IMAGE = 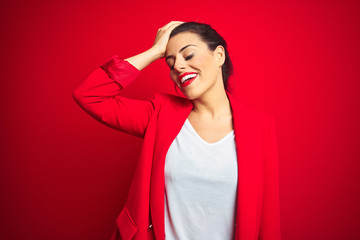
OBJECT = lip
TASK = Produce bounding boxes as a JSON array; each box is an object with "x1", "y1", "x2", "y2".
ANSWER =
[
  {"x1": 178, "y1": 72, "x2": 198, "y2": 87},
  {"x1": 178, "y1": 72, "x2": 198, "y2": 83},
  {"x1": 181, "y1": 75, "x2": 197, "y2": 87}
]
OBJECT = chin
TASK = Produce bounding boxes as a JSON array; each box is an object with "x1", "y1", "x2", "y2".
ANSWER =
[
  {"x1": 185, "y1": 95, "x2": 197, "y2": 101},
  {"x1": 183, "y1": 89, "x2": 203, "y2": 101}
]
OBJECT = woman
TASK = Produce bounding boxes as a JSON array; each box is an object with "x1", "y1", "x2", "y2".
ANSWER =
[{"x1": 73, "y1": 21, "x2": 281, "y2": 240}]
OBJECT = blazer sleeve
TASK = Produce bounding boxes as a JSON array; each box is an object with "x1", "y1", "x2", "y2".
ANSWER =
[
  {"x1": 259, "y1": 112, "x2": 282, "y2": 240},
  {"x1": 72, "y1": 55, "x2": 156, "y2": 138}
]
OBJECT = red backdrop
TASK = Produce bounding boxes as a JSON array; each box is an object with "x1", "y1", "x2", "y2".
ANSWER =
[{"x1": 1, "y1": 0, "x2": 359, "y2": 239}]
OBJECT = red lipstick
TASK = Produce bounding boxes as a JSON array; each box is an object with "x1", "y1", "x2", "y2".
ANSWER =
[{"x1": 178, "y1": 72, "x2": 198, "y2": 87}]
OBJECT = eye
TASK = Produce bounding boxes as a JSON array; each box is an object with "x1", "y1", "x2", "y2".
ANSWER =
[
  {"x1": 168, "y1": 54, "x2": 194, "y2": 71},
  {"x1": 185, "y1": 54, "x2": 194, "y2": 60}
]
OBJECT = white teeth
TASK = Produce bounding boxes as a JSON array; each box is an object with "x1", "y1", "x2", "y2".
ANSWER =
[{"x1": 181, "y1": 73, "x2": 197, "y2": 84}]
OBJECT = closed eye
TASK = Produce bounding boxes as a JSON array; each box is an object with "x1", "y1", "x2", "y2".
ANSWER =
[
  {"x1": 185, "y1": 54, "x2": 194, "y2": 60},
  {"x1": 169, "y1": 54, "x2": 194, "y2": 70}
]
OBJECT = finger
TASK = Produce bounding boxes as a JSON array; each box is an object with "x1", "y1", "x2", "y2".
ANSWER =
[
  {"x1": 160, "y1": 21, "x2": 184, "y2": 31},
  {"x1": 159, "y1": 21, "x2": 175, "y2": 30},
  {"x1": 160, "y1": 23, "x2": 183, "y2": 35},
  {"x1": 164, "y1": 21, "x2": 183, "y2": 28},
  {"x1": 166, "y1": 21, "x2": 184, "y2": 29},
  {"x1": 166, "y1": 22, "x2": 184, "y2": 31}
]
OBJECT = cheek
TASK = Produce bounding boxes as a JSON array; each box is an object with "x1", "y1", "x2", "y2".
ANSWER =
[{"x1": 192, "y1": 55, "x2": 210, "y2": 72}]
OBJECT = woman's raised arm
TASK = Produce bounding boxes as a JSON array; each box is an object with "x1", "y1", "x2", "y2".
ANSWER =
[{"x1": 72, "y1": 21, "x2": 184, "y2": 138}]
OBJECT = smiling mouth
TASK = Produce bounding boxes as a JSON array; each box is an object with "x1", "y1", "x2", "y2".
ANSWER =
[{"x1": 179, "y1": 73, "x2": 198, "y2": 84}]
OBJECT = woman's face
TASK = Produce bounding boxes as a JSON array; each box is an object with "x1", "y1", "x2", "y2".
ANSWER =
[{"x1": 165, "y1": 32, "x2": 225, "y2": 100}]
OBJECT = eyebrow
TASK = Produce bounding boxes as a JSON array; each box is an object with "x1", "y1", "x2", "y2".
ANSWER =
[{"x1": 165, "y1": 44, "x2": 197, "y2": 61}]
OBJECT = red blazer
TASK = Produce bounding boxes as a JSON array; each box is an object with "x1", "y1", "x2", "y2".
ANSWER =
[{"x1": 73, "y1": 55, "x2": 281, "y2": 240}]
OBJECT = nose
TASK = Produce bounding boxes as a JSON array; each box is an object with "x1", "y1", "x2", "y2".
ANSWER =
[{"x1": 173, "y1": 58, "x2": 186, "y2": 72}]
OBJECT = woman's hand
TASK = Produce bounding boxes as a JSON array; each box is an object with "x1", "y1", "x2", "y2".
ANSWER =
[
  {"x1": 124, "y1": 21, "x2": 184, "y2": 71},
  {"x1": 151, "y1": 21, "x2": 185, "y2": 58}
]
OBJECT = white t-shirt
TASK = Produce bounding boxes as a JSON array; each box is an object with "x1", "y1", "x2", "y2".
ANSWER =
[{"x1": 164, "y1": 118, "x2": 238, "y2": 240}]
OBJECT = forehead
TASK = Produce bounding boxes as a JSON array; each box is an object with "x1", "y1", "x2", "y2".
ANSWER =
[{"x1": 166, "y1": 32, "x2": 204, "y2": 53}]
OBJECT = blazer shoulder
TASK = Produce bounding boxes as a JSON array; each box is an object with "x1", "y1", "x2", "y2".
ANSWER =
[
  {"x1": 237, "y1": 101, "x2": 275, "y2": 127},
  {"x1": 152, "y1": 92, "x2": 191, "y2": 108}
]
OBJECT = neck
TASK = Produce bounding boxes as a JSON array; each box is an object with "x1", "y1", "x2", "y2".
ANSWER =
[{"x1": 191, "y1": 80, "x2": 232, "y2": 119}]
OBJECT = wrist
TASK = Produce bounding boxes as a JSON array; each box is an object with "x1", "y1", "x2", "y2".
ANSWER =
[{"x1": 148, "y1": 46, "x2": 164, "y2": 61}]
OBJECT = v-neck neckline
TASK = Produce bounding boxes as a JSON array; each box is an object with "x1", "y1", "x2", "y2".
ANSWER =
[{"x1": 184, "y1": 118, "x2": 234, "y2": 145}]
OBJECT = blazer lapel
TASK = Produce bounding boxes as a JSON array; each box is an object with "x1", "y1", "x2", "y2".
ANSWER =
[
  {"x1": 228, "y1": 92, "x2": 264, "y2": 240},
  {"x1": 150, "y1": 95, "x2": 193, "y2": 240}
]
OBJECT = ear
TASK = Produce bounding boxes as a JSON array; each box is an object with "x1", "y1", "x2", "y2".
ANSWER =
[{"x1": 214, "y1": 45, "x2": 226, "y2": 67}]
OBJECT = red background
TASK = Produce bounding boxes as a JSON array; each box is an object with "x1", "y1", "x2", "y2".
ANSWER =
[{"x1": 1, "y1": 0, "x2": 359, "y2": 239}]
